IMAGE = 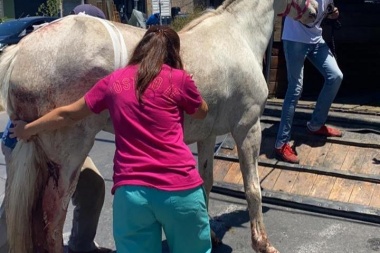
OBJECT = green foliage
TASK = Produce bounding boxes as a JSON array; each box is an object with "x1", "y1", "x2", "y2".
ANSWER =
[
  {"x1": 0, "y1": 17, "x2": 11, "y2": 23},
  {"x1": 170, "y1": 6, "x2": 206, "y2": 32},
  {"x1": 36, "y1": 0, "x2": 61, "y2": 17}
]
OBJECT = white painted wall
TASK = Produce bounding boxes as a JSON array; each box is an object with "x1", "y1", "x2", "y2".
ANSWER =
[{"x1": 151, "y1": 0, "x2": 171, "y2": 16}]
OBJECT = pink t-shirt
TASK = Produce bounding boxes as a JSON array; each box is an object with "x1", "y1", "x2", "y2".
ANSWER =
[{"x1": 84, "y1": 64, "x2": 204, "y2": 194}]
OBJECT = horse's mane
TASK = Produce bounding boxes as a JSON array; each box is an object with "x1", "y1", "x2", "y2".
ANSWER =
[
  {"x1": 222, "y1": 0, "x2": 239, "y2": 9},
  {"x1": 179, "y1": 9, "x2": 216, "y2": 32},
  {"x1": 180, "y1": 0, "x2": 239, "y2": 32}
]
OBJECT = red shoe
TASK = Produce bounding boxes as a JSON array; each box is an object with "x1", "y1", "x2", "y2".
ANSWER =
[
  {"x1": 275, "y1": 143, "x2": 300, "y2": 164},
  {"x1": 308, "y1": 125, "x2": 342, "y2": 137}
]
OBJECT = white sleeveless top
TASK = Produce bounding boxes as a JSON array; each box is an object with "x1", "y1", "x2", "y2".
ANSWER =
[{"x1": 282, "y1": 0, "x2": 333, "y2": 44}]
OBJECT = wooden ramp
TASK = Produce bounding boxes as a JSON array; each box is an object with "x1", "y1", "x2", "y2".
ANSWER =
[{"x1": 211, "y1": 100, "x2": 380, "y2": 222}]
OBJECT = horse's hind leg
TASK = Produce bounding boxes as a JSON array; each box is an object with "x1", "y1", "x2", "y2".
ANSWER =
[
  {"x1": 39, "y1": 160, "x2": 83, "y2": 253},
  {"x1": 232, "y1": 121, "x2": 279, "y2": 253},
  {"x1": 197, "y1": 136, "x2": 220, "y2": 246}
]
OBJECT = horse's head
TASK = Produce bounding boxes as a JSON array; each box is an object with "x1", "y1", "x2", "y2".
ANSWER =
[{"x1": 278, "y1": 0, "x2": 318, "y2": 24}]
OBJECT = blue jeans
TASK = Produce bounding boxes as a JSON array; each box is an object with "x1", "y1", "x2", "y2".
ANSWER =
[
  {"x1": 113, "y1": 185, "x2": 211, "y2": 253},
  {"x1": 275, "y1": 39, "x2": 343, "y2": 149}
]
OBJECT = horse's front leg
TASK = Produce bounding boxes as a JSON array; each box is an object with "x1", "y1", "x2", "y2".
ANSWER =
[
  {"x1": 233, "y1": 121, "x2": 279, "y2": 253},
  {"x1": 196, "y1": 136, "x2": 220, "y2": 246}
]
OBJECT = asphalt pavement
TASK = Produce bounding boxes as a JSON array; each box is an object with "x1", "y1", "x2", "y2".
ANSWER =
[{"x1": 1, "y1": 111, "x2": 380, "y2": 253}]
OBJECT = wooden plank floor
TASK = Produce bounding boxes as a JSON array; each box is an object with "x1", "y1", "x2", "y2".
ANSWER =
[{"x1": 213, "y1": 134, "x2": 380, "y2": 209}]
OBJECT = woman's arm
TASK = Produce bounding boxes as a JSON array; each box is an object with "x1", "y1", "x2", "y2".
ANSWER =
[
  {"x1": 190, "y1": 99, "x2": 208, "y2": 119},
  {"x1": 10, "y1": 97, "x2": 93, "y2": 141}
]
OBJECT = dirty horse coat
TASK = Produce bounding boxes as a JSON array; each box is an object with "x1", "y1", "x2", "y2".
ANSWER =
[{"x1": 0, "y1": 0, "x2": 317, "y2": 252}]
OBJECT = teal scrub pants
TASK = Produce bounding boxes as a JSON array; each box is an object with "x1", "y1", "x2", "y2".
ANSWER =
[{"x1": 113, "y1": 185, "x2": 212, "y2": 253}]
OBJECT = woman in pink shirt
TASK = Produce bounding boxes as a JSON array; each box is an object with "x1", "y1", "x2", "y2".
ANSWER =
[{"x1": 11, "y1": 26, "x2": 211, "y2": 253}]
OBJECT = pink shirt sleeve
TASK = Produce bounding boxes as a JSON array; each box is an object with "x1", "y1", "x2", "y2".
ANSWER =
[
  {"x1": 84, "y1": 75, "x2": 112, "y2": 113},
  {"x1": 178, "y1": 72, "x2": 202, "y2": 115}
]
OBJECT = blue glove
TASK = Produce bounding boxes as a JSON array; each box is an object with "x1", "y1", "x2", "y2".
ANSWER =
[{"x1": 2, "y1": 120, "x2": 18, "y2": 150}]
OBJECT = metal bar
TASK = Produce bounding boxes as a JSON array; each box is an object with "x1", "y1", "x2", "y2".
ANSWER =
[
  {"x1": 260, "y1": 119, "x2": 380, "y2": 149},
  {"x1": 261, "y1": 116, "x2": 380, "y2": 136},
  {"x1": 212, "y1": 182, "x2": 380, "y2": 224},
  {"x1": 213, "y1": 153, "x2": 380, "y2": 184},
  {"x1": 263, "y1": 104, "x2": 380, "y2": 126},
  {"x1": 266, "y1": 100, "x2": 380, "y2": 117},
  {"x1": 262, "y1": 113, "x2": 380, "y2": 132}
]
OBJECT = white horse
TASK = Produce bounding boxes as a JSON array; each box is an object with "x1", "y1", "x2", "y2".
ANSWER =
[{"x1": 0, "y1": 0, "x2": 317, "y2": 252}]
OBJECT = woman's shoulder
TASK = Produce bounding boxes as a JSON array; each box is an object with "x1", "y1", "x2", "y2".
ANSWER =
[{"x1": 111, "y1": 65, "x2": 138, "y2": 78}]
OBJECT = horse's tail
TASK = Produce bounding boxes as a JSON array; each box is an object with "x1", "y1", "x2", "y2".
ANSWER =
[
  {"x1": 0, "y1": 44, "x2": 19, "y2": 113},
  {"x1": 5, "y1": 139, "x2": 48, "y2": 253}
]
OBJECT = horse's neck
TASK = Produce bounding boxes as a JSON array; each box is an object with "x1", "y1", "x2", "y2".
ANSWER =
[{"x1": 220, "y1": 0, "x2": 275, "y2": 59}]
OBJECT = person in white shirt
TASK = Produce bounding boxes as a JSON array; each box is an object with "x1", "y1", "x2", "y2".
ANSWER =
[{"x1": 275, "y1": 0, "x2": 343, "y2": 164}]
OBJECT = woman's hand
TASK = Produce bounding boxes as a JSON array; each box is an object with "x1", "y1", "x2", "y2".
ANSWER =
[
  {"x1": 9, "y1": 120, "x2": 32, "y2": 141},
  {"x1": 8, "y1": 97, "x2": 92, "y2": 142},
  {"x1": 327, "y1": 7, "x2": 339, "y2": 20}
]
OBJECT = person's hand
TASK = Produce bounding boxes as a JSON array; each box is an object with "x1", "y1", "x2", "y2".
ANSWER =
[
  {"x1": 9, "y1": 120, "x2": 31, "y2": 141},
  {"x1": 327, "y1": 7, "x2": 339, "y2": 19}
]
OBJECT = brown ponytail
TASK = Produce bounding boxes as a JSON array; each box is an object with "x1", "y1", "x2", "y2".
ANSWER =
[{"x1": 128, "y1": 26, "x2": 183, "y2": 103}]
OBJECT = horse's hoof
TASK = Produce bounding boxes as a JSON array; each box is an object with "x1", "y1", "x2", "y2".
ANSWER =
[
  {"x1": 266, "y1": 248, "x2": 280, "y2": 253},
  {"x1": 260, "y1": 246, "x2": 280, "y2": 253},
  {"x1": 252, "y1": 241, "x2": 279, "y2": 253}
]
